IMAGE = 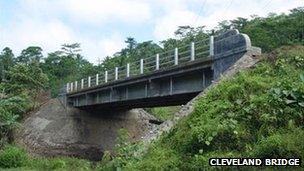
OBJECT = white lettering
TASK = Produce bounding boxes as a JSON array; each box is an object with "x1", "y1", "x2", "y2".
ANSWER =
[
  {"x1": 255, "y1": 159, "x2": 262, "y2": 165},
  {"x1": 210, "y1": 159, "x2": 217, "y2": 166}
]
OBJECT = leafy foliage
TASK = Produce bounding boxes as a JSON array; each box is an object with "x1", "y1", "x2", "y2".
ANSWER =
[
  {"x1": 217, "y1": 7, "x2": 304, "y2": 52},
  {"x1": 0, "y1": 145, "x2": 28, "y2": 168},
  {"x1": 121, "y1": 46, "x2": 304, "y2": 170},
  {"x1": 2, "y1": 64, "x2": 48, "y2": 95},
  {"x1": 146, "y1": 106, "x2": 180, "y2": 121},
  {"x1": 252, "y1": 128, "x2": 304, "y2": 159},
  {"x1": 0, "y1": 95, "x2": 32, "y2": 145},
  {"x1": 17, "y1": 46, "x2": 43, "y2": 64},
  {"x1": 0, "y1": 47, "x2": 14, "y2": 82},
  {"x1": 97, "y1": 129, "x2": 144, "y2": 170}
]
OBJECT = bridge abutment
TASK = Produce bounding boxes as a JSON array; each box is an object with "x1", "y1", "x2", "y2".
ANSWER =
[{"x1": 16, "y1": 99, "x2": 158, "y2": 160}]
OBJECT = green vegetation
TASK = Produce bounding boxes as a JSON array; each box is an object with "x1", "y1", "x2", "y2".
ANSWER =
[
  {"x1": 121, "y1": 46, "x2": 304, "y2": 170},
  {"x1": 0, "y1": 145, "x2": 28, "y2": 168},
  {"x1": 0, "y1": 6, "x2": 303, "y2": 170},
  {"x1": 146, "y1": 106, "x2": 180, "y2": 121},
  {"x1": 0, "y1": 145, "x2": 92, "y2": 170}
]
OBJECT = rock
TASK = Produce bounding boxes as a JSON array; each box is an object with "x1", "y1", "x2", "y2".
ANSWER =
[{"x1": 15, "y1": 99, "x2": 157, "y2": 160}]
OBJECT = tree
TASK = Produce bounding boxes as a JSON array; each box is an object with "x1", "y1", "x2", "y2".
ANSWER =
[
  {"x1": 0, "y1": 47, "x2": 14, "y2": 82},
  {"x1": 125, "y1": 37, "x2": 137, "y2": 52},
  {"x1": 174, "y1": 25, "x2": 195, "y2": 39},
  {"x1": 132, "y1": 41, "x2": 162, "y2": 61},
  {"x1": 230, "y1": 17, "x2": 248, "y2": 30},
  {"x1": 2, "y1": 64, "x2": 48, "y2": 96},
  {"x1": 60, "y1": 43, "x2": 81, "y2": 58},
  {"x1": 17, "y1": 46, "x2": 43, "y2": 64}
]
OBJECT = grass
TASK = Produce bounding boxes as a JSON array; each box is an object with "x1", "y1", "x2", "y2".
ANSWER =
[
  {"x1": 123, "y1": 46, "x2": 304, "y2": 170},
  {"x1": 146, "y1": 106, "x2": 180, "y2": 121},
  {"x1": 0, "y1": 145, "x2": 93, "y2": 170}
]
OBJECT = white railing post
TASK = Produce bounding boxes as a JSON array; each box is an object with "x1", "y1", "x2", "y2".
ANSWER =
[
  {"x1": 210, "y1": 36, "x2": 214, "y2": 56},
  {"x1": 81, "y1": 79, "x2": 84, "y2": 89},
  {"x1": 96, "y1": 74, "x2": 99, "y2": 85},
  {"x1": 140, "y1": 59, "x2": 144, "y2": 74},
  {"x1": 115, "y1": 67, "x2": 118, "y2": 80},
  {"x1": 88, "y1": 76, "x2": 91, "y2": 87},
  {"x1": 174, "y1": 48, "x2": 178, "y2": 65},
  {"x1": 75, "y1": 81, "x2": 78, "y2": 91},
  {"x1": 191, "y1": 42, "x2": 195, "y2": 61},
  {"x1": 71, "y1": 82, "x2": 73, "y2": 92},
  {"x1": 105, "y1": 71, "x2": 108, "y2": 83},
  {"x1": 126, "y1": 63, "x2": 130, "y2": 77},
  {"x1": 66, "y1": 83, "x2": 70, "y2": 93},
  {"x1": 156, "y1": 54, "x2": 159, "y2": 70}
]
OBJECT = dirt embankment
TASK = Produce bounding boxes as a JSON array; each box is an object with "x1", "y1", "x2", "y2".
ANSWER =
[{"x1": 15, "y1": 98, "x2": 158, "y2": 160}]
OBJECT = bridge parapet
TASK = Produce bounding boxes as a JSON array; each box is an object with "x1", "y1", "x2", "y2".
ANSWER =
[{"x1": 66, "y1": 37, "x2": 213, "y2": 94}]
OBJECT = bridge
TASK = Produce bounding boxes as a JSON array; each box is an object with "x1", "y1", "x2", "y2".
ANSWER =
[{"x1": 62, "y1": 30, "x2": 260, "y2": 110}]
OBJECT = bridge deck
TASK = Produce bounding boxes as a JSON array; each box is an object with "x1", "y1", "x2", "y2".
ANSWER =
[{"x1": 62, "y1": 29, "x2": 257, "y2": 110}]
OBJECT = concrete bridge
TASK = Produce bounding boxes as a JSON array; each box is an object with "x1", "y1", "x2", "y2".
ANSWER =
[{"x1": 63, "y1": 30, "x2": 260, "y2": 110}]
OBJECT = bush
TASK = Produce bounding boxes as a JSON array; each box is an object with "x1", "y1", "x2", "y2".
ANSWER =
[
  {"x1": 0, "y1": 95, "x2": 32, "y2": 144},
  {"x1": 252, "y1": 129, "x2": 304, "y2": 159},
  {"x1": 26, "y1": 157, "x2": 92, "y2": 170},
  {"x1": 0, "y1": 145, "x2": 28, "y2": 168},
  {"x1": 147, "y1": 106, "x2": 180, "y2": 121},
  {"x1": 126, "y1": 145, "x2": 181, "y2": 171}
]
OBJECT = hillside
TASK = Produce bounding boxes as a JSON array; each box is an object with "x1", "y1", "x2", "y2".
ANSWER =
[{"x1": 115, "y1": 46, "x2": 304, "y2": 170}]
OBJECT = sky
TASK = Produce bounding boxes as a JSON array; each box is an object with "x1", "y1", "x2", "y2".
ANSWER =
[{"x1": 0, "y1": 0, "x2": 303, "y2": 64}]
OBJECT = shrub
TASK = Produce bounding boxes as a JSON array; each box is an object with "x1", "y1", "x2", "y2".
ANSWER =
[
  {"x1": 0, "y1": 95, "x2": 32, "y2": 144},
  {"x1": 252, "y1": 129, "x2": 304, "y2": 159},
  {"x1": 0, "y1": 145, "x2": 28, "y2": 168},
  {"x1": 147, "y1": 106, "x2": 179, "y2": 121},
  {"x1": 126, "y1": 145, "x2": 181, "y2": 171},
  {"x1": 26, "y1": 157, "x2": 92, "y2": 170}
]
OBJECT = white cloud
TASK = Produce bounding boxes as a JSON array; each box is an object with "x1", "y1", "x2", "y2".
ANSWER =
[
  {"x1": 98, "y1": 34, "x2": 125, "y2": 57},
  {"x1": 20, "y1": 0, "x2": 152, "y2": 25},
  {"x1": 197, "y1": 0, "x2": 304, "y2": 29},
  {"x1": 153, "y1": 10, "x2": 203, "y2": 40},
  {"x1": 80, "y1": 33, "x2": 125, "y2": 64},
  {"x1": 152, "y1": 0, "x2": 303, "y2": 40},
  {"x1": 0, "y1": 16, "x2": 125, "y2": 64},
  {"x1": 64, "y1": 0, "x2": 151, "y2": 24},
  {"x1": 152, "y1": 0, "x2": 204, "y2": 40},
  {"x1": 0, "y1": 19, "x2": 75, "y2": 57},
  {"x1": 0, "y1": 0, "x2": 150, "y2": 63}
]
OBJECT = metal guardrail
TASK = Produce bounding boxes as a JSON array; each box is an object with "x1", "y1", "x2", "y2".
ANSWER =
[{"x1": 66, "y1": 36, "x2": 214, "y2": 93}]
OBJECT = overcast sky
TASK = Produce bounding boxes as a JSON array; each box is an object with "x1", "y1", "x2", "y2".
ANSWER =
[{"x1": 0, "y1": 0, "x2": 303, "y2": 64}]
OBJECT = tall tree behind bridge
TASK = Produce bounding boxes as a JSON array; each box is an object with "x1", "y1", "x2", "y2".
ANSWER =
[
  {"x1": 41, "y1": 43, "x2": 96, "y2": 96},
  {"x1": 215, "y1": 7, "x2": 304, "y2": 51},
  {"x1": 16, "y1": 46, "x2": 43, "y2": 65},
  {"x1": 0, "y1": 47, "x2": 14, "y2": 82}
]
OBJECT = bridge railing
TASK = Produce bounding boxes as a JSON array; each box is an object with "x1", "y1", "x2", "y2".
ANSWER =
[{"x1": 66, "y1": 36, "x2": 214, "y2": 93}]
